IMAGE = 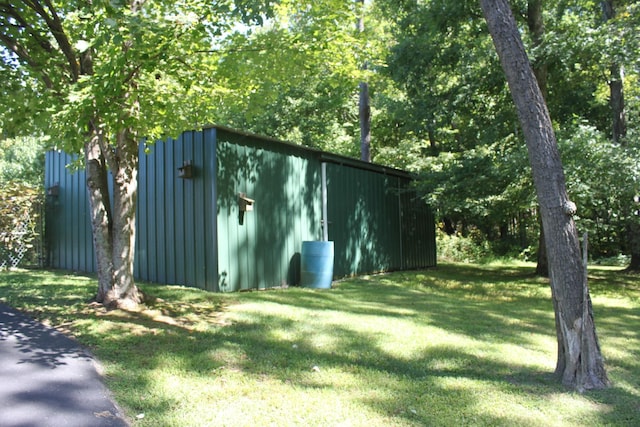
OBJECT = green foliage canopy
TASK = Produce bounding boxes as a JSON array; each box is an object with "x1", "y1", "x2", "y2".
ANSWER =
[
  {"x1": 379, "y1": 0, "x2": 640, "y2": 260},
  {"x1": 0, "y1": 0, "x2": 275, "y2": 152}
]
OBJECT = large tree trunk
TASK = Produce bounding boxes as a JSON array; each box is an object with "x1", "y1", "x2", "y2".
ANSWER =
[
  {"x1": 608, "y1": 63, "x2": 626, "y2": 143},
  {"x1": 86, "y1": 0, "x2": 143, "y2": 309},
  {"x1": 86, "y1": 125, "x2": 142, "y2": 309},
  {"x1": 86, "y1": 131, "x2": 115, "y2": 303},
  {"x1": 107, "y1": 130, "x2": 142, "y2": 309},
  {"x1": 480, "y1": 0, "x2": 610, "y2": 390}
]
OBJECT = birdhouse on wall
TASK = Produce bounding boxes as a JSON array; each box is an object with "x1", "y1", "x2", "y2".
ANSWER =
[
  {"x1": 47, "y1": 183, "x2": 59, "y2": 197},
  {"x1": 178, "y1": 161, "x2": 193, "y2": 179},
  {"x1": 238, "y1": 193, "x2": 254, "y2": 226},
  {"x1": 238, "y1": 193, "x2": 254, "y2": 212}
]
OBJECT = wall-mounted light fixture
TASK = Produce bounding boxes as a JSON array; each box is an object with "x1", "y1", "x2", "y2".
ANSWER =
[
  {"x1": 178, "y1": 161, "x2": 193, "y2": 179},
  {"x1": 47, "y1": 183, "x2": 59, "y2": 197}
]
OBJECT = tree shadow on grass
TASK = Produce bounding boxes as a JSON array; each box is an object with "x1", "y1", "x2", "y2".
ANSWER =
[{"x1": 2, "y1": 265, "x2": 639, "y2": 426}]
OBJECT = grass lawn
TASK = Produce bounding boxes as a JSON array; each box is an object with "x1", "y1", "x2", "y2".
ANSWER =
[{"x1": 1, "y1": 262, "x2": 638, "y2": 426}]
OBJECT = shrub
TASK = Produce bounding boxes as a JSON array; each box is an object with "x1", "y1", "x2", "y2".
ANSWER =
[{"x1": 0, "y1": 181, "x2": 43, "y2": 269}]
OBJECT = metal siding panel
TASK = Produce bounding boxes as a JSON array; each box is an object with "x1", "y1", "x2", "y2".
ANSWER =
[
  {"x1": 247, "y1": 144, "x2": 262, "y2": 289},
  {"x1": 183, "y1": 131, "x2": 196, "y2": 287},
  {"x1": 215, "y1": 139, "x2": 234, "y2": 291},
  {"x1": 155, "y1": 143, "x2": 167, "y2": 284},
  {"x1": 193, "y1": 130, "x2": 206, "y2": 289},
  {"x1": 52, "y1": 152, "x2": 62, "y2": 269},
  {"x1": 147, "y1": 144, "x2": 158, "y2": 282},
  {"x1": 289, "y1": 155, "x2": 305, "y2": 285},
  {"x1": 55, "y1": 153, "x2": 67, "y2": 269},
  {"x1": 70, "y1": 168, "x2": 78, "y2": 270},
  {"x1": 366, "y1": 170, "x2": 379, "y2": 272},
  {"x1": 62, "y1": 154, "x2": 74, "y2": 269},
  {"x1": 365, "y1": 171, "x2": 377, "y2": 272},
  {"x1": 44, "y1": 152, "x2": 53, "y2": 267},
  {"x1": 216, "y1": 199, "x2": 231, "y2": 292},
  {"x1": 229, "y1": 141, "x2": 241, "y2": 292},
  {"x1": 58, "y1": 153, "x2": 69, "y2": 269},
  {"x1": 327, "y1": 163, "x2": 347, "y2": 276},
  {"x1": 164, "y1": 137, "x2": 177, "y2": 284},
  {"x1": 236, "y1": 143, "x2": 250, "y2": 291},
  {"x1": 239, "y1": 142, "x2": 251, "y2": 290},
  {"x1": 257, "y1": 147, "x2": 274, "y2": 287},
  {"x1": 76, "y1": 168, "x2": 87, "y2": 271},
  {"x1": 390, "y1": 177, "x2": 402, "y2": 268},
  {"x1": 204, "y1": 127, "x2": 218, "y2": 291},
  {"x1": 398, "y1": 184, "x2": 436, "y2": 269},
  {"x1": 46, "y1": 152, "x2": 61, "y2": 268},
  {"x1": 328, "y1": 164, "x2": 411, "y2": 278},
  {"x1": 174, "y1": 134, "x2": 186, "y2": 285},
  {"x1": 137, "y1": 143, "x2": 148, "y2": 280},
  {"x1": 214, "y1": 138, "x2": 227, "y2": 291}
]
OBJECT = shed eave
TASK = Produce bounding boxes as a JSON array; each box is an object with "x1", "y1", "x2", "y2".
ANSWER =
[{"x1": 204, "y1": 124, "x2": 413, "y2": 179}]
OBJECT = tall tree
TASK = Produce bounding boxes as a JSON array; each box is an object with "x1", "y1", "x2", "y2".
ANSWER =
[
  {"x1": 528, "y1": 0, "x2": 550, "y2": 277},
  {"x1": 0, "y1": 0, "x2": 271, "y2": 308},
  {"x1": 357, "y1": 0, "x2": 371, "y2": 162},
  {"x1": 480, "y1": 0, "x2": 609, "y2": 390},
  {"x1": 601, "y1": 0, "x2": 627, "y2": 144},
  {"x1": 599, "y1": 0, "x2": 640, "y2": 271}
]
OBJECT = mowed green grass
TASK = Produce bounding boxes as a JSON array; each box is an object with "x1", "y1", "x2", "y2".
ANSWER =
[{"x1": 1, "y1": 262, "x2": 638, "y2": 426}]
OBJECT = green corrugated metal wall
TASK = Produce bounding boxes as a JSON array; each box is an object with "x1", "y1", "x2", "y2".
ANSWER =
[
  {"x1": 325, "y1": 162, "x2": 436, "y2": 277},
  {"x1": 214, "y1": 130, "x2": 322, "y2": 291},
  {"x1": 45, "y1": 151, "x2": 95, "y2": 272},
  {"x1": 44, "y1": 126, "x2": 436, "y2": 292},
  {"x1": 135, "y1": 128, "x2": 218, "y2": 290}
]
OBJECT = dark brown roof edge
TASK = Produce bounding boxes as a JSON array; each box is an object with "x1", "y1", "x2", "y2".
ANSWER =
[{"x1": 205, "y1": 124, "x2": 412, "y2": 180}]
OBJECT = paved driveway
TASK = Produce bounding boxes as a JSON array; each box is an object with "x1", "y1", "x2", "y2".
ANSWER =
[{"x1": 0, "y1": 303, "x2": 128, "y2": 427}]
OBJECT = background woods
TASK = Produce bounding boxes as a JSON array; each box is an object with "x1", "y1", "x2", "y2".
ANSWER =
[{"x1": 2, "y1": 1, "x2": 638, "y2": 271}]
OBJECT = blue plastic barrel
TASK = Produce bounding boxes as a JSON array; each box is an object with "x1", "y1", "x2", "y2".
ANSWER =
[{"x1": 300, "y1": 241, "x2": 334, "y2": 289}]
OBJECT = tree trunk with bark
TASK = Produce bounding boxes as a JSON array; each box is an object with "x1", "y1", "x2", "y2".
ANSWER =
[
  {"x1": 85, "y1": 133, "x2": 114, "y2": 302},
  {"x1": 86, "y1": 126, "x2": 143, "y2": 309},
  {"x1": 359, "y1": 81, "x2": 372, "y2": 162},
  {"x1": 357, "y1": 0, "x2": 371, "y2": 163},
  {"x1": 535, "y1": 217, "x2": 549, "y2": 276},
  {"x1": 627, "y1": 221, "x2": 640, "y2": 272},
  {"x1": 601, "y1": 0, "x2": 627, "y2": 144},
  {"x1": 480, "y1": 0, "x2": 610, "y2": 390},
  {"x1": 528, "y1": 0, "x2": 549, "y2": 277}
]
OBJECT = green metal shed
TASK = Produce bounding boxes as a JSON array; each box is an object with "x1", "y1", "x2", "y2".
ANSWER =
[{"x1": 45, "y1": 126, "x2": 436, "y2": 292}]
